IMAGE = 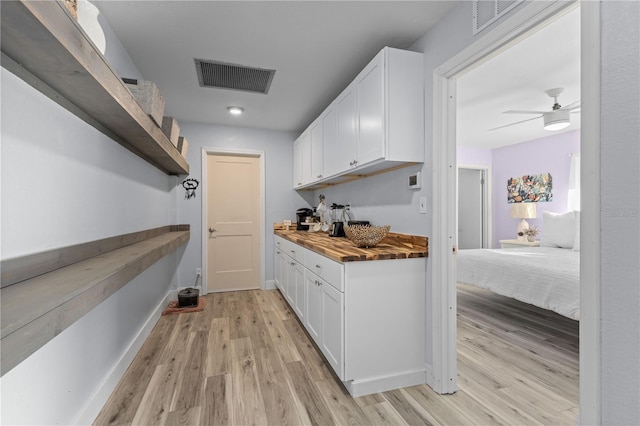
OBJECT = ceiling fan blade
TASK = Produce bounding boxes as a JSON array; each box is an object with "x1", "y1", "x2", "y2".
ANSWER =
[
  {"x1": 489, "y1": 115, "x2": 542, "y2": 131},
  {"x1": 503, "y1": 109, "x2": 548, "y2": 115},
  {"x1": 561, "y1": 100, "x2": 581, "y2": 110}
]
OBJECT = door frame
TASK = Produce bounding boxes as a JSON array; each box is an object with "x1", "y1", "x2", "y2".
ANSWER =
[
  {"x1": 201, "y1": 147, "x2": 266, "y2": 294},
  {"x1": 457, "y1": 164, "x2": 492, "y2": 249},
  {"x1": 431, "y1": 2, "x2": 600, "y2": 422}
]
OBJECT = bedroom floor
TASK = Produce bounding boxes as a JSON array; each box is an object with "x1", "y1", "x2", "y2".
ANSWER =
[{"x1": 94, "y1": 286, "x2": 579, "y2": 425}]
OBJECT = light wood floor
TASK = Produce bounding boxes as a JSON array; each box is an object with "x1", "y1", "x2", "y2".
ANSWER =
[{"x1": 94, "y1": 284, "x2": 579, "y2": 425}]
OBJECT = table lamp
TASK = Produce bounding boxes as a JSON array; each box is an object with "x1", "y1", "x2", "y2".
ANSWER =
[{"x1": 510, "y1": 203, "x2": 537, "y2": 240}]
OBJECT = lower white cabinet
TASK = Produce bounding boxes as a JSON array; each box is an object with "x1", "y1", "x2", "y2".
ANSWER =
[
  {"x1": 304, "y1": 272, "x2": 322, "y2": 343},
  {"x1": 319, "y1": 276, "x2": 344, "y2": 378},
  {"x1": 273, "y1": 235, "x2": 425, "y2": 397},
  {"x1": 304, "y1": 270, "x2": 345, "y2": 378}
]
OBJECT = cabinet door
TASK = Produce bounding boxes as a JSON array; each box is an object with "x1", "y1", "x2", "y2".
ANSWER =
[
  {"x1": 274, "y1": 248, "x2": 285, "y2": 292},
  {"x1": 293, "y1": 262, "x2": 305, "y2": 321},
  {"x1": 293, "y1": 137, "x2": 303, "y2": 188},
  {"x1": 356, "y1": 54, "x2": 385, "y2": 166},
  {"x1": 321, "y1": 282, "x2": 344, "y2": 379},
  {"x1": 336, "y1": 85, "x2": 357, "y2": 172},
  {"x1": 304, "y1": 271, "x2": 322, "y2": 343},
  {"x1": 284, "y1": 258, "x2": 296, "y2": 306},
  {"x1": 310, "y1": 119, "x2": 324, "y2": 181},
  {"x1": 293, "y1": 132, "x2": 311, "y2": 188},
  {"x1": 322, "y1": 105, "x2": 340, "y2": 178}
]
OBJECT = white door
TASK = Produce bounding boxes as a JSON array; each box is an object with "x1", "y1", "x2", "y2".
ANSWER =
[
  {"x1": 206, "y1": 153, "x2": 260, "y2": 292},
  {"x1": 458, "y1": 168, "x2": 487, "y2": 249}
]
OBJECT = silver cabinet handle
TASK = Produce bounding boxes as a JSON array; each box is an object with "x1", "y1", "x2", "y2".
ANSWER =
[
  {"x1": 315, "y1": 264, "x2": 321, "y2": 268},
  {"x1": 209, "y1": 227, "x2": 217, "y2": 232},
  {"x1": 317, "y1": 175, "x2": 322, "y2": 179},
  {"x1": 290, "y1": 262, "x2": 296, "y2": 266}
]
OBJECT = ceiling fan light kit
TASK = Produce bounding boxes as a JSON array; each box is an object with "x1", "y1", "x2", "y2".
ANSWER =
[
  {"x1": 492, "y1": 87, "x2": 579, "y2": 132},
  {"x1": 543, "y1": 109, "x2": 571, "y2": 131}
]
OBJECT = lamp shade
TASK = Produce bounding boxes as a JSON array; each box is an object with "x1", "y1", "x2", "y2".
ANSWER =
[{"x1": 510, "y1": 203, "x2": 537, "y2": 219}]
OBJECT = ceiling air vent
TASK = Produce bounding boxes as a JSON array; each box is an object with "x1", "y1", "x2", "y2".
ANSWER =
[
  {"x1": 473, "y1": 0, "x2": 523, "y2": 35},
  {"x1": 194, "y1": 59, "x2": 275, "y2": 94}
]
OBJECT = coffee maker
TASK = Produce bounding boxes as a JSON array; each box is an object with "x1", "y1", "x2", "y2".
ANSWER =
[{"x1": 296, "y1": 208, "x2": 313, "y2": 231}]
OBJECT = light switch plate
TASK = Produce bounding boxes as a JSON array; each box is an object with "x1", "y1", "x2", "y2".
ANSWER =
[{"x1": 419, "y1": 197, "x2": 427, "y2": 214}]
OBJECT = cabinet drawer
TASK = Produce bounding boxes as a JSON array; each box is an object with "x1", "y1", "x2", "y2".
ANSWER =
[
  {"x1": 305, "y1": 250, "x2": 344, "y2": 292},
  {"x1": 275, "y1": 236, "x2": 303, "y2": 261}
]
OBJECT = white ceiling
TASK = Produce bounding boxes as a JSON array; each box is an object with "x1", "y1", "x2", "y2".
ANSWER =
[
  {"x1": 93, "y1": 0, "x2": 456, "y2": 133},
  {"x1": 93, "y1": 1, "x2": 580, "y2": 147},
  {"x1": 457, "y1": 6, "x2": 581, "y2": 149}
]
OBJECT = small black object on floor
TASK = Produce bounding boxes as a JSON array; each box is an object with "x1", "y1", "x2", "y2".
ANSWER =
[{"x1": 178, "y1": 287, "x2": 199, "y2": 307}]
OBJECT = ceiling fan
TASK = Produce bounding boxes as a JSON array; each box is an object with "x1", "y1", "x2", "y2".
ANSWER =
[{"x1": 490, "y1": 88, "x2": 580, "y2": 132}]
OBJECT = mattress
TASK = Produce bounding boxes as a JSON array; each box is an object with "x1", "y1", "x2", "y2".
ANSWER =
[{"x1": 456, "y1": 246, "x2": 580, "y2": 320}]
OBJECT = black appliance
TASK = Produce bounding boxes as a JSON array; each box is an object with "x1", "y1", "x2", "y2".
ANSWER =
[
  {"x1": 329, "y1": 221, "x2": 345, "y2": 237},
  {"x1": 296, "y1": 208, "x2": 313, "y2": 230},
  {"x1": 178, "y1": 287, "x2": 199, "y2": 307}
]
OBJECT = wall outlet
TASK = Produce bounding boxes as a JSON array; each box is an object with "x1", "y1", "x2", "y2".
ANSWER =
[
  {"x1": 345, "y1": 203, "x2": 351, "y2": 211},
  {"x1": 419, "y1": 197, "x2": 427, "y2": 214},
  {"x1": 196, "y1": 267, "x2": 202, "y2": 277}
]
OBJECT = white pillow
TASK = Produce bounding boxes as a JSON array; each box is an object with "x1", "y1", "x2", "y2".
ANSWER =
[
  {"x1": 572, "y1": 210, "x2": 580, "y2": 251},
  {"x1": 540, "y1": 211, "x2": 576, "y2": 249}
]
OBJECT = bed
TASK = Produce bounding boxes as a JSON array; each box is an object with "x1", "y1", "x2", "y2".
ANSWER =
[{"x1": 456, "y1": 246, "x2": 580, "y2": 320}]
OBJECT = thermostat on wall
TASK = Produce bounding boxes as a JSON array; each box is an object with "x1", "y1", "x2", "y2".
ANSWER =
[{"x1": 408, "y1": 172, "x2": 421, "y2": 189}]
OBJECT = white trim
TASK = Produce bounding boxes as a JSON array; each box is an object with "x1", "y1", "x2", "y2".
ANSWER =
[
  {"x1": 457, "y1": 164, "x2": 493, "y2": 248},
  {"x1": 201, "y1": 147, "x2": 267, "y2": 294},
  {"x1": 579, "y1": 2, "x2": 601, "y2": 424},
  {"x1": 431, "y1": 0, "x2": 579, "y2": 397},
  {"x1": 343, "y1": 369, "x2": 427, "y2": 398}
]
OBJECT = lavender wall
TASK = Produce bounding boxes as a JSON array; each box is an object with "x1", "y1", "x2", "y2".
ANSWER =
[
  {"x1": 492, "y1": 129, "x2": 580, "y2": 247},
  {"x1": 457, "y1": 130, "x2": 581, "y2": 248}
]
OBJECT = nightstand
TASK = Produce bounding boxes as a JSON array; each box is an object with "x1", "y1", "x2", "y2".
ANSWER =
[{"x1": 499, "y1": 239, "x2": 541, "y2": 249}]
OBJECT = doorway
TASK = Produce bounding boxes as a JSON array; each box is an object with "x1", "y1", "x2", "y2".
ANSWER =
[
  {"x1": 457, "y1": 167, "x2": 489, "y2": 249},
  {"x1": 431, "y1": 2, "x2": 598, "y2": 420},
  {"x1": 202, "y1": 149, "x2": 266, "y2": 293}
]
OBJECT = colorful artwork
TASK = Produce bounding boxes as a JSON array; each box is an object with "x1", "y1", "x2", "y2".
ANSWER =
[{"x1": 507, "y1": 173, "x2": 553, "y2": 203}]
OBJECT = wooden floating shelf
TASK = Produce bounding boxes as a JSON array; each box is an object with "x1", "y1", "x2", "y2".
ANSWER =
[
  {"x1": 0, "y1": 0, "x2": 189, "y2": 175},
  {"x1": 0, "y1": 226, "x2": 190, "y2": 376}
]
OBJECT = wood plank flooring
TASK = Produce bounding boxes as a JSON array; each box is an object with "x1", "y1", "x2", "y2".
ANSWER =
[{"x1": 94, "y1": 284, "x2": 578, "y2": 425}]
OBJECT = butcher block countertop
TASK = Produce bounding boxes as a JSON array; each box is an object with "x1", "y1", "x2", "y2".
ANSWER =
[{"x1": 274, "y1": 228, "x2": 428, "y2": 262}]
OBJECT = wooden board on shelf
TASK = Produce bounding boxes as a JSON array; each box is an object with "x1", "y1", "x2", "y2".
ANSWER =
[{"x1": 0, "y1": 0, "x2": 188, "y2": 175}]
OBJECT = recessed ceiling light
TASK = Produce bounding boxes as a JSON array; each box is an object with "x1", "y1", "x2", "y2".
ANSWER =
[{"x1": 227, "y1": 106, "x2": 244, "y2": 115}]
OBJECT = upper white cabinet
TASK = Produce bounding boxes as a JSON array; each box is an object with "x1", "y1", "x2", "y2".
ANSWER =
[
  {"x1": 310, "y1": 118, "x2": 324, "y2": 181},
  {"x1": 293, "y1": 131, "x2": 311, "y2": 188},
  {"x1": 293, "y1": 47, "x2": 424, "y2": 189}
]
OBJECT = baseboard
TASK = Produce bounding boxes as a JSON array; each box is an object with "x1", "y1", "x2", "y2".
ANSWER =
[
  {"x1": 264, "y1": 279, "x2": 277, "y2": 290},
  {"x1": 343, "y1": 369, "x2": 427, "y2": 397},
  {"x1": 74, "y1": 290, "x2": 174, "y2": 425}
]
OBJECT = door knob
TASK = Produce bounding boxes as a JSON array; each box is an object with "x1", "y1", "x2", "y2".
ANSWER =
[{"x1": 209, "y1": 227, "x2": 217, "y2": 233}]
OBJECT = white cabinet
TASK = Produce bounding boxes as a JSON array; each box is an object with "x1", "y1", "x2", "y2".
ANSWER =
[
  {"x1": 355, "y1": 53, "x2": 385, "y2": 166},
  {"x1": 337, "y1": 85, "x2": 358, "y2": 172},
  {"x1": 304, "y1": 270, "x2": 345, "y2": 379},
  {"x1": 293, "y1": 132, "x2": 311, "y2": 188},
  {"x1": 274, "y1": 247, "x2": 286, "y2": 293},
  {"x1": 319, "y1": 277, "x2": 344, "y2": 378},
  {"x1": 304, "y1": 273, "x2": 322, "y2": 343},
  {"x1": 310, "y1": 118, "x2": 324, "y2": 181},
  {"x1": 274, "y1": 234, "x2": 426, "y2": 396},
  {"x1": 322, "y1": 105, "x2": 340, "y2": 178},
  {"x1": 292, "y1": 261, "x2": 306, "y2": 321},
  {"x1": 293, "y1": 46, "x2": 424, "y2": 189}
]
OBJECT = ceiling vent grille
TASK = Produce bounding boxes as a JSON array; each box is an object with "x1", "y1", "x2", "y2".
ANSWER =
[
  {"x1": 473, "y1": 0, "x2": 523, "y2": 35},
  {"x1": 194, "y1": 59, "x2": 275, "y2": 94}
]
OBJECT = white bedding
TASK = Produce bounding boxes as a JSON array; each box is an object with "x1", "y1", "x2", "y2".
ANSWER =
[{"x1": 456, "y1": 246, "x2": 580, "y2": 320}]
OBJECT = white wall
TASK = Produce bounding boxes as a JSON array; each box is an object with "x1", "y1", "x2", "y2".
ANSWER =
[
  {"x1": 175, "y1": 122, "x2": 306, "y2": 289},
  {"x1": 0, "y1": 11, "x2": 181, "y2": 424},
  {"x1": 599, "y1": 2, "x2": 640, "y2": 424}
]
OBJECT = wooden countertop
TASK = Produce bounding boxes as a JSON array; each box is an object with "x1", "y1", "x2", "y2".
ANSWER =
[{"x1": 274, "y1": 229, "x2": 428, "y2": 262}]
